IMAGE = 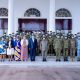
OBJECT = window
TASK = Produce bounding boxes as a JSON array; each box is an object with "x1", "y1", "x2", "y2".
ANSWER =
[
  {"x1": 24, "y1": 8, "x2": 41, "y2": 17},
  {"x1": 0, "y1": 19, "x2": 8, "y2": 29},
  {"x1": 55, "y1": 8, "x2": 72, "y2": 34},
  {"x1": 56, "y1": 8, "x2": 72, "y2": 17},
  {"x1": 55, "y1": 19, "x2": 72, "y2": 30},
  {"x1": 0, "y1": 8, "x2": 8, "y2": 16},
  {"x1": 0, "y1": 19, "x2": 8, "y2": 36}
]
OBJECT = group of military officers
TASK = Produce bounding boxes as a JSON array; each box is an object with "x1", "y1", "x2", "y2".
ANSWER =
[{"x1": 0, "y1": 31, "x2": 80, "y2": 62}]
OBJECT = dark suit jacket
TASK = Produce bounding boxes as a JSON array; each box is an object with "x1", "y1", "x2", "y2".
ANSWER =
[
  {"x1": 29, "y1": 38, "x2": 37, "y2": 49},
  {"x1": 7, "y1": 40, "x2": 17, "y2": 48}
]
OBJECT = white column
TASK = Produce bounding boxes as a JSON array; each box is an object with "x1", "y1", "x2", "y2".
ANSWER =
[
  {"x1": 48, "y1": 0, "x2": 55, "y2": 32},
  {"x1": 72, "y1": 17, "x2": 79, "y2": 34},
  {"x1": 8, "y1": 0, "x2": 14, "y2": 35}
]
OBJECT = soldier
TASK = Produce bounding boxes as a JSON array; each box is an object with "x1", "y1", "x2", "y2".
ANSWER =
[
  {"x1": 53, "y1": 34, "x2": 62, "y2": 61},
  {"x1": 26, "y1": 32, "x2": 30, "y2": 40},
  {"x1": 37, "y1": 32, "x2": 42, "y2": 55},
  {"x1": 70, "y1": 35, "x2": 76, "y2": 61},
  {"x1": 52, "y1": 32, "x2": 56, "y2": 56},
  {"x1": 19, "y1": 32, "x2": 23, "y2": 40},
  {"x1": 40, "y1": 35, "x2": 48, "y2": 61},
  {"x1": 39, "y1": 31, "x2": 43, "y2": 41},
  {"x1": 76, "y1": 35, "x2": 80, "y2": 61},
  {"x1": 61, "y1": 35, "x2": 64, "y2": 57},
  {"x1": 63, "y1": 35, "x2": 69, "y2": 61},
  {"x1": 48, "y1": 35, "x2": 54, "y2": 55}
]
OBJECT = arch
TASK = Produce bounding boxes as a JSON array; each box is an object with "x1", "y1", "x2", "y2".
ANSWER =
[
  {"x1": 0, "y1": 8, "x2": 8, "y2": 16},
  {"x1": 24, "y1": 8, "x2": 41, "y2": 17},
  {"x1": 56, "y1": 8, "x2": 72, "y2": 17}
]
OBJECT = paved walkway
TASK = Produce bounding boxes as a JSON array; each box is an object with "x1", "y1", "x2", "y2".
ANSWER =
[
  {"x1": 0, "y1": 56, "x2": 80, "y2": 80},
  {"x1": 0, "y1": 65, "x2": 80, "y2": 80}
]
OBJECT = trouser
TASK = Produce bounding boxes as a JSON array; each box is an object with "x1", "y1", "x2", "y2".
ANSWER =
[
  {"x1": 55, "y1": 48, "x2": 61, "y2": 60},
  {"x1": 70, "y1": 48, "x2": 76, "y2": 60},
  {"x1": 48, "y1": 44, "x2": 53, "y2": 54},
  {"x1": 42, "y1": 50, "x2": 47, "y2": 60},
  {"x1": 63, "y1": 48, "x2": 68, "y2": 57},
  {"x1": 30, "y1": 48, "x2": 36, "y2": 61},
  {"x1": 37, "y1": 44, "x2": 41, "y2": 55},
  {"x1": 63, "y1": 48, "x2": 68, "y2": 61},
  {"x1": 77, "y1": 48, "x2": 80, "y2": 60}
]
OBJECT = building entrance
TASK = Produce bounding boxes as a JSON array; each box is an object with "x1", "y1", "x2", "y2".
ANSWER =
[{"x1": 18, "y1": 19, "x2": 47, "y2": 33}]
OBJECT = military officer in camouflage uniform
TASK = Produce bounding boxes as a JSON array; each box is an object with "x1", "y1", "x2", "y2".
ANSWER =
[
  {"x1": 35, "y1": 32, "x2": 41, "y2": 55},
  {"x1": 26, "y1": 32, "x2": 30, "y2": 40},
  {"x1": 61, "y1": 35, "x2": 64, "y2": 56},
  {"x1": 53, "y1": 34, "x2": 62, "y2": 61},
  {"x1": 48, "y1": 35, "x2": 54, "y2": 55},
  {"x1": 63, "y1": 35, "x2": 69, "y2": 61},
  {"x1": 76, "y1": 34, "x2": 80, "y2": 61},
  {"x1": 52, "y1": 32, "x2": 56, "y2": 56},
  {"x1": 70, "y1": 35, "x2": 76, "y2": 61}
]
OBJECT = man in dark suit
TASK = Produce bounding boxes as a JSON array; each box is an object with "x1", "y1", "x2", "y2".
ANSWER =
[{"x1": 29, "y1": 33, "x2": 37, "y2": 61}]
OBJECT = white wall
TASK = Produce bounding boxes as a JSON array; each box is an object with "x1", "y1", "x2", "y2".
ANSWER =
[
  {"x1": 55, "y1": 0, "x2": 80, "y2": 34},
  {"x1": 0, "y1": 0, "x2": 50, "y2": 33},
  {"x1": 0, "y1": 0, "x2": 80, "y2": 34},
  {"x1": 0, "y1": 0, "x2": 8, "y2": 9},
  {"x1": 14, "y1": 0, "x2": 50, "y2": 33}
]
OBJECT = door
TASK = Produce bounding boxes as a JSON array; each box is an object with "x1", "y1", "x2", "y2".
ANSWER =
[{"x1": 18, "y1": 19, "x2": 47, "y2": 32}]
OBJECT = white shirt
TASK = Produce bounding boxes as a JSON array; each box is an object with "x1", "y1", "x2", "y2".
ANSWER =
[
  {"x1": 9, "y1": 41, "x2": 11, "y2": 47},
  {"x1": 32, "y1": 37, "x2": 34, "y2": 42}
]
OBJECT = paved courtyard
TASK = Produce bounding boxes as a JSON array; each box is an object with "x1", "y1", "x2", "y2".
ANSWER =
[
  {"x1": 0, "y1": 56, "x2": 79, "y2": 80},
  {"x1": 0, "y1": 61, "x2": 80, "y2": 80}
]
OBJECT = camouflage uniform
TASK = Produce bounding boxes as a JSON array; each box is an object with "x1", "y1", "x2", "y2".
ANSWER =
[
  {"x1": 63, "y1": 36, "x2": 69, "y2": 61},
  {"x1": 26, "y1": 33, "x2": 30, "y2": 40},
  {"x1": 53, "y1": 35, "x2": 62, "y2": 61},
  {"x1": 36, "y1": 33, "x2": 41, "y2": 55},
  {"x1": 48, "y1": 35, "x2": 54, "y2": 55},
  {"x1": 70, "y1": 36, "x2": 76, "y2": 61},
  {"x1": 61, "y1": 35, "x2": 64, "y2": 56}
]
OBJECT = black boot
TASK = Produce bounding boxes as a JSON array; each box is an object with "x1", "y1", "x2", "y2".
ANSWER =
[
  {"x1": 56, "y1": 59, "x2": 61, "y2": 61},
  {"x1": 43, "y1": 58, "x2": 47, "y2": 62},
  {"x1": 77, "y1": 58, "x2": 80, "y2": 61},
  {"x1": 64, "y1": 57, "x2": 68, "y2": 61}
]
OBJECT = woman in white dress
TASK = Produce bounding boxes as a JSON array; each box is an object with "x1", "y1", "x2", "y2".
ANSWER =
[{"x1": 7, "y1": 37, "x2": 14, "y2": 61}]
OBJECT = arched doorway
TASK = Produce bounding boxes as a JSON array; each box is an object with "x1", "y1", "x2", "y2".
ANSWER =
[
  {"x1": 18, "y1": 8, "x2": 47, "y2": 32},
  {"x1": 55, "y1": 8, "x2": 72, "y2": 35}
]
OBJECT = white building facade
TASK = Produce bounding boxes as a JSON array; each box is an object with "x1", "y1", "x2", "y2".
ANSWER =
[{"x1": 0, "y1": 0, "x2": 80, "y2": 36}]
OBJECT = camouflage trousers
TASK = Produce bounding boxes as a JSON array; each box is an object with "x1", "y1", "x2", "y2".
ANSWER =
[
  {"x1": 70, "y1": 48, "x2": 76, "y2": 60},
  {"x1": 48, "y1": 44, "x2": 53, "y2": 54},
  {"x1": 55, "y1": 48, "x2": 61, "y2": 60},
  {"x1": 63, "y1": 48, "x2": 68, "y2": 57}
]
